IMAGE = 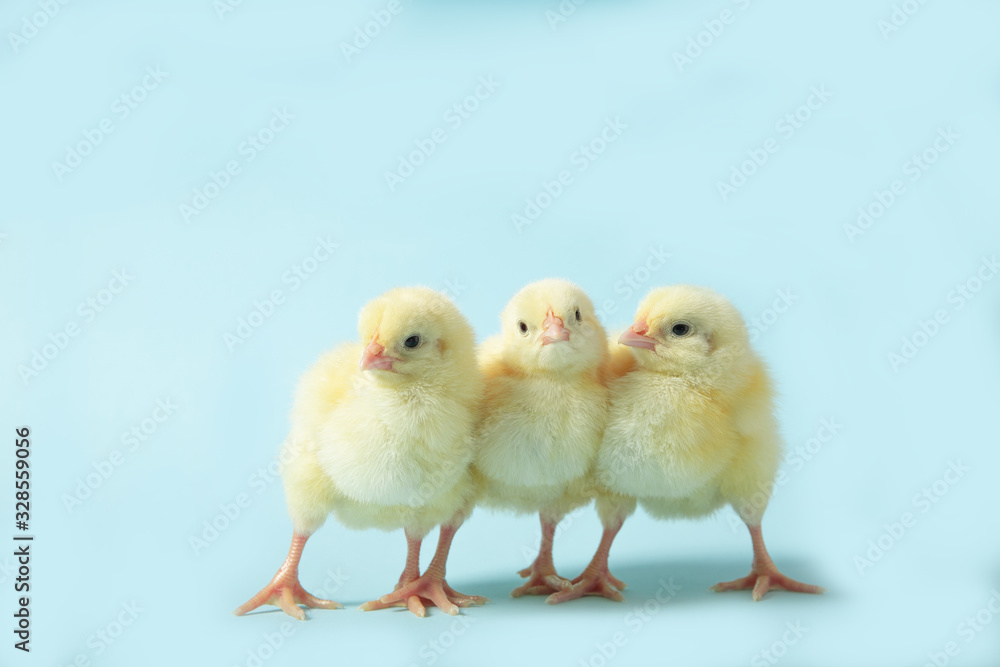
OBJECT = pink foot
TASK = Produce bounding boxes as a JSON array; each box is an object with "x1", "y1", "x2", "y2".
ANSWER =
[
  {"x1": 395, "y1": 565, "x2": 420, "y2": 591},
  {"x1": 712, "y1": 563, "x2": 825, "y2": 601},
  {"x1": 512, "y1": 561, "x2": 572, "y2": 598},
  {"x1": 388, "y1": 570, "x2": 426, "y2": 616},
  {"x1": 444, "y1": 581, "x2": 489, "y2": 608},
  {"x1": 359, "y1": 523, "x2": 488, "y2": 617},
  {"x1": 234, "y1": 534, "x2": 342, "y2": 620},
  {"x1": 713, "y1": 523, "x2": 825, "y2": 601},
  {"x1": 360, "y1": 573, "x2": 488, "y2": 617},
  {"x1": 234, "y1": 576, "x2": 342, "y2": 620},
  {"x1": 547, "y1": 519, "x2": 627, "y2": 604},
  {"x1": 376, "y1": 572, "x2": 485, "y2": 616},
  {"x1": 511, "y1": 515, "x2": 573, "y2": 597},
  {"x1": 546, "y1": 565, "x2": 626, "y2": 604}
]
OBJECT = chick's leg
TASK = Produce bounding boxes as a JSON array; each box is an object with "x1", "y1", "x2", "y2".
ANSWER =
[
  {"x1": 712, "y1": 523, "x2": 825, "y2": 601},
  {"x1": 512, "y1": 513, "x2": 572, "y2": 597},
  {"x1": 546, "y1": 517, "x2": 626, "y2": 604},
  {"x1": 396, "y1": 531, "x2": 423, "y2": 588},
  {"x1": 362, "y1": 521, "x2": 488, "y2": 617},
  {"x1": 361, "y1": 530, "x2": 426, "y2": 616},
  {"x1": 233, "y1": 533, "x2": 343, "y2": 620}
]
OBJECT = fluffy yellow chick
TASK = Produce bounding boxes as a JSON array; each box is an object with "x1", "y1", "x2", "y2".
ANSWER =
[
  {"x1": 234, "y1": 287, "x2": 486, "y2": 619},
  {"x1": 549, "y1": 285, "x2": 823, "y2": 603},
  {"x1": 473, "y1": 278, "x2": 610, "y2": 599}
]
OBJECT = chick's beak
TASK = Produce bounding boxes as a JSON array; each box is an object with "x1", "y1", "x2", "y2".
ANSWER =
[
  {"x1": 619, "y1": 320, "x2": 658, "y2": 350},
  {"x1": 360, "y1": 338, "x2": 398, "y2": 372},
  {"x1": 540, "y1": 310, "x2": 571, "y2": 345}
]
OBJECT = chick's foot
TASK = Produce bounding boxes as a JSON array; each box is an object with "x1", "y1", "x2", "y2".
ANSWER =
[
  {"x1": 233, "y1": 534, "x2": 342, "y2": 620},
  {"x1": 512, "y1": 517, "x2": 572, "y2": 597},
  {"x1": 547, "y1": 520, "x2": 626, "y2": 604},
  {"x1": 512, "y1": 560, "x2": 573, "y2": 598},
  {"x1": 360, "y1": 523, "x2": 488, "y2": 617},
  {"x1": 547, "y1": 564, "x2": 625, "y2": 604},
  {"x1": 235, "y1": 577, "x2": 342, "y2": 620},
  {"x1": 712, "y1": 524, "x2": 825, "y2": 601},
  {"x1": 377, "y1": 565, "x2": 482, "y2": 616},
  {"x1": 360, "y1": 574, "x2": 488, "y2": 617},
  {"x1": 711, "y1": 564, "x2": 824, "y2": 601}
]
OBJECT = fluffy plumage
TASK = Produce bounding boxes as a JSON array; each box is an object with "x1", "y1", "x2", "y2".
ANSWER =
[
  {"x1": 285, "y1": 288, "x2": 479, "y2": 536},
  {"x1": 472, "y1": 278, "x2": 610, "y2": 597},
  {"x1": 603, "y1": 331, "x2": 638, "y2": 382},
  {"x1": 597, "y1": 285, "x2": 777, "y2": 519},
  {"x1": 550, "y1": 285, "x2": 823, "y2": 603},
  {"x1": 236, "y1": 287, "x2": 486, "y2": 619}
]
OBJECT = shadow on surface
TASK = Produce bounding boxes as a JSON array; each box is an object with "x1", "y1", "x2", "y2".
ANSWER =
[{"x1": 448, "y1": 556, "x2": 831, "y2": 608}]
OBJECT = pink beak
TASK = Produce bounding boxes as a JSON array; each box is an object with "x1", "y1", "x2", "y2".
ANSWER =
[
  {"x1": 360, "y1": 339, "x2": 398, "y2": 372},
  {"x1": 540, "y1": 310, "x2": 571, "y2": 345},
  {"x1": 619, "y1": 320, "x2": 657, "y2": 350}
]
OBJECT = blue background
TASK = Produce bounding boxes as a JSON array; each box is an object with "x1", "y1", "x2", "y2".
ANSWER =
[{"x1": 2, "y1": 0, "x2": 999, "y2": 665}]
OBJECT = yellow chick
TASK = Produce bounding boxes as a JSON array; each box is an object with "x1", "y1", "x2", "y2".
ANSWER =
[
  {"x1": 234, "y1": 287, "x2": 486, "y2": 619},
  {"x1": 473, "y1": 278, "x2": 610, "y2": 599},
  {"x1": 549, "y1": 285, "x2": 823, "y2": 603}
]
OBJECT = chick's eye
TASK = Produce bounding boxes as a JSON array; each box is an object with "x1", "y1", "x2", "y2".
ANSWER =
[
  {"x1": 575, "y1": 308, "x2": 581, "y2": 322},
  {"x1": 404, "y1": 335, "x2": 421, "y2": 348},
  {"x1": 518, "y1": 321, "x2": 528, "y2": 335},
  {"x1": 671, "y1": 323, "x2": 691, "y2": 337}
]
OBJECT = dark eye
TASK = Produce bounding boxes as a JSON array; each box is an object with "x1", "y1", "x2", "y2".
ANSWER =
[
  {"x1": 671, "y1": 323, "x2": 691, "y2": 337},
  {"x1": 404, "y1": 335, "x2": 421, "y2": 348},
  {"x1": 575, "y1": 308, "x2": 581, "y2": 322},
  {"x1": 518, "y1": 321, "x2": 528, "y2": 335}
]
